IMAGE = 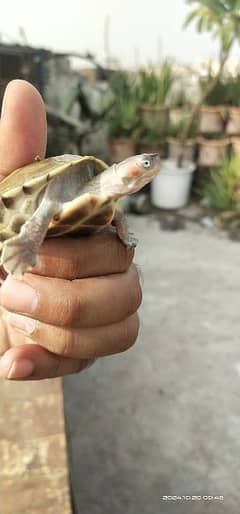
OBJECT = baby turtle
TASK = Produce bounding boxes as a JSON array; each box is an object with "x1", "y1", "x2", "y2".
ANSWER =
[{"x1": 0, "y1": 153, "x2": 160, "y2": 278}]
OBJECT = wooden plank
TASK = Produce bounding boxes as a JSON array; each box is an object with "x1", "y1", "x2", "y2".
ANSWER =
[{"x1": 0, "y1": 378, "x2": 72, "y2": 514}]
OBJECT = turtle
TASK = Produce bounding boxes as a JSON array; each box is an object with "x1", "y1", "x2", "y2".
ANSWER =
[{"x1": 0, "y1": 152, "x2": 160, "y2": 278}]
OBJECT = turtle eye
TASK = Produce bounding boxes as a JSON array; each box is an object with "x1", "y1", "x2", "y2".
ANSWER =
[{"x1": 142, "y1": 158, "x2": 152, "y2": 169}]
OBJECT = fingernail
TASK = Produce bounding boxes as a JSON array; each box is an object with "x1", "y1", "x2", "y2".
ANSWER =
[
  {"x1": 0, "y1": 352, "x2": 35, "y2": 379},
  {"x1": 7, "y1": 312, "x2": 36, "y2": 334},
  {"x1": 0, "y1": 276, "x2": 38, "y2": 314}
]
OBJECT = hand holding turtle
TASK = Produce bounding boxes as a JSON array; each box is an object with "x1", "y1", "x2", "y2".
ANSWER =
[{"x1": 0, "y1": 80, "x2": 141, "y2": 380}]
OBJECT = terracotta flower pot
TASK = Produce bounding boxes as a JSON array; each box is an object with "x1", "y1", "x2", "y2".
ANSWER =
[
  {"x1": 140, "y1": 105, "x2": 169, "y2": 131},
  {"x1": 197, "y1": 137, "x2": 229, "y2": 167},
  {"x1": 167, "y1": 137, "x2": 196, "y2": 163},
  {"x1": 226, "y1": 107, "x2": 240, "y2": 136},
  {"x1": 109, "y1": 137, "x2": 135, "y2": 163},
  {"x1": 230, "y1": 136, "x2": 240, "y2": 156},
  {"x1": 199, "y1": 106, "x2": 225, "y2": 134}
]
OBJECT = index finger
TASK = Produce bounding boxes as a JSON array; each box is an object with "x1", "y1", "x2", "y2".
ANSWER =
[{"x1": 33, "y1": 229, "x2": 134, "y2": 279}]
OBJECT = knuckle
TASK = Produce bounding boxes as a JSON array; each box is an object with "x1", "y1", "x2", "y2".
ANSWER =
[
  {"x1": 58, "y1": 329, "x2": 75, "y2": 357},
  {"x1": 60, "y1": 295, "x2": 82, "y2": 326}
]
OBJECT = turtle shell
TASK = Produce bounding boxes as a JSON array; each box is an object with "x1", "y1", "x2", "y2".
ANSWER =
[{"x1": 0, "y1": 154, "x2": 114, "y2": 247}]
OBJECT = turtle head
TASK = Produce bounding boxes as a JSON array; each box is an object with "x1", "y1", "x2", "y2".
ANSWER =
[{"x1": 115, "y1": 153, "x2": 160, "y2": 194}]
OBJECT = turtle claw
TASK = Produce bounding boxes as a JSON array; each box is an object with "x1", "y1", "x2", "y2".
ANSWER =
[
  {"x1": 124, "y1": 233, "x2": 138, "y2": 248},
  {"x1": 1, "y1": 235, "x2": 37, "y2": 278}
]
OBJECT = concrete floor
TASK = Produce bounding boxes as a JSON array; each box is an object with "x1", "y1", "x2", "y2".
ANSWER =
[{"x1": 64, "y1": 214, "x2": 240, "y2": 514}]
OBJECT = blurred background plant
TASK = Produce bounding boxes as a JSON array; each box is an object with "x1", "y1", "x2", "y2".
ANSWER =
[
  {"x1": 105, "y1": 70, "x2": 139, "y2": 138},
  {"x1": 135, "y1": 61, "x2": 175, "y2": 107},
  {"x1": 201, "y1": 154, "x2": 240, "y2": 210},
  {"x1": 177, "y1": 0, "x2": 240, "y2": 165},
  {"x1": 227, "y1": 72, "x2": 240, "y2": 106},
  {"x1": 168, "y1": 113, "x2": 198, "y2": 139},
  {"x1": 199, "y1": 70, "x2": 229, "y2": 106},
  {"x1": 200, "y1": 68, "x2": 240, "y2": 106}
]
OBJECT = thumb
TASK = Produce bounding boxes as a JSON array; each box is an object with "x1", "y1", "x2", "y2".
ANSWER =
[{"x1": 0, "y1": 79, "x2": 47, "y2": 178}]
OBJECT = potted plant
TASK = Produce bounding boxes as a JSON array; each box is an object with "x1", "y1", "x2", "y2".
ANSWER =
[
  {"x1": 198, "y1": 70, "x2": 240, "y2": 136},
  {"x1": 167, "y1": 114, "x2": 197, "y2": 163},
  {"x1": 199, "y1": 105, "x2": 226, "y2": 134},
  {"x1": 151, "y1": 159, "x2": 196, "y2": 209},
  {"x1": 151, "y1": 107, "x2": 197, "y2": 210},
  {"x1": 179, "y1": 0, "x2": 240, "y2": 162},
  {"x1": 224, "y1": 72, "x2": 240, "y2": 135},
  {"x1": 151, "y1": 107, "x2": 196, "y2": 210},
  {"x1": 198, "y1": 71, "x2": 228, "y2": 133},
  {"x1": 106, "y1": 71, "x2": 138, "y2": 162},
  {"x1": 197, "y1": 73, "x2": 230, "y2": 166},
  {"x1": 231, "y1": 136, "x2": 240, "y2": 156},
  {"x1": 226, "y1": 106, "x2": 240, "y2": 135},
  {"x1": 227, "y1": 74, "x2": 240, "y2": 149},
  {"x1": 168, "y1": 86, "x2": 190, "y2": 126},
  {"x1": 137, "y1": 62, "x2": 174, "y2": 131},
  {"x1": 198, "y1": 135, "x2": 230, "y2": 167},
  {"x1": 152, "y1": 0, "x2": 240, "y2": 209}
]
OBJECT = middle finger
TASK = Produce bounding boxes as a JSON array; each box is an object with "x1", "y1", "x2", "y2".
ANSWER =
[{"x1": 0, "y1": 265, "x2": 142, "y2": 329}]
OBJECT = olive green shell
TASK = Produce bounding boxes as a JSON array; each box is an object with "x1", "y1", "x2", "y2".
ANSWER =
[{"x1": 0, "y1": 154, "x2": 114, "y2": 248}]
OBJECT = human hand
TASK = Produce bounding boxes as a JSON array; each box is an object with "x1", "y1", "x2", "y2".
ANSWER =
[{"x1": 0, "y1": 80, "x2": 141, "y2": 380}]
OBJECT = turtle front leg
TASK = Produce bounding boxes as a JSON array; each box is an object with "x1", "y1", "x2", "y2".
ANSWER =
[
  {"x1": 1, "y1": 200, "x2": 59, "y2": 278},
  {"x1": 112, "y1": 210, "x2": 138, "y2": 248}
]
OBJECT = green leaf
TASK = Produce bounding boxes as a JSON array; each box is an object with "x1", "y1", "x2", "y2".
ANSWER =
[
  {"x1": 183, "y1": 8, "x2": 199, "y2": 27},
  {"x1": 184, "y1": 0, "x2": 240, "y2": 50},
  {"x1": 197, "y1": 0, "x2": 227, "y2": 15}
]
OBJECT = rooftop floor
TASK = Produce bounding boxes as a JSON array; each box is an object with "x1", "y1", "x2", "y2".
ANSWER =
[{"x1": 64, "y1": 213, "x2": 240, "y2": 514}]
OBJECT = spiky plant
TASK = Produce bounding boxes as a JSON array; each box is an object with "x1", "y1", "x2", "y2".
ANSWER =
[
  {"x1": 136, "y1": 62, "x2": 175, "y2": 107},
  {"x1": 106, "y1": 71, "x2": 138, "y2": 137},
  {"x1": 202, "y1": 154, "x2": 240, "y2": 209}
]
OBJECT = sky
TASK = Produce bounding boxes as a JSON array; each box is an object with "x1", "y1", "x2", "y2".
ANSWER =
[{"x1": 0, "y1": 0, "x2": 234, "y2": 67}]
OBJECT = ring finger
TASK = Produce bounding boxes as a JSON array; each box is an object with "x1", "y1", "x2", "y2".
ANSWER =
[{"x1": 4, "y1": 312, "x2": 140, "y2": 359}]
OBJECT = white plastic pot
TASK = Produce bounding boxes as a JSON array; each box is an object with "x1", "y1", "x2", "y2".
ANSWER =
[{"x1": 151, "y1": 159, "x2": 195, "y2": 209}]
